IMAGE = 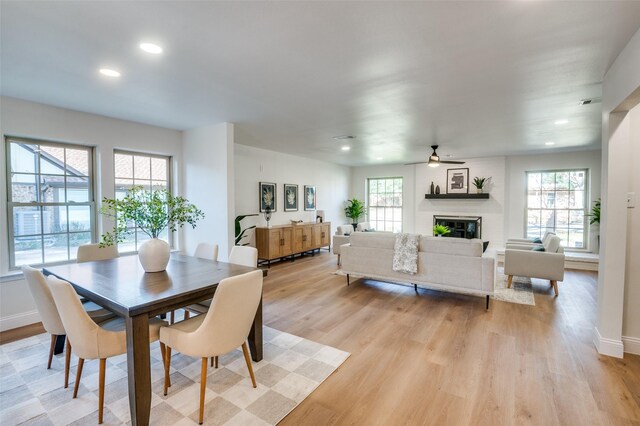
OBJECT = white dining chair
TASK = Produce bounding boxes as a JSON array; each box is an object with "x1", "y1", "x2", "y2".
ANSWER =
[
  {"x1": 21, "y1": 266, "x2": 115, "y2": 388},
  {"x1": 47, "y1": 275, "x2": 167, "y2": 424},
  {"x1": 76, "y1": 243, "x2": 119, "y2": 263},
  {"x1": 194, "y1": 242, "x2": 219, "y2": 261},
  {"x1": 160, "y1": 270, "x2": 263, "y2": 425}
]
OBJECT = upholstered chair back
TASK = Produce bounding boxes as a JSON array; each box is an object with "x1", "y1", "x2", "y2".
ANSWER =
[
  {"x1": 543, "y1": 235, "x2": 563, "y2": 253},
  {"x1": 336, "y1": 225, "x2": 353, "y2": 235},
  {"x1": 229, "y1": 246, "x2": 258, "y2": 268},
  {"x1": 22, "y1": 266, "x2": 65, "y2": 336},
  {"x1": 76, "y1": 243, "x2": 119, "y2": 263},
  {"x1": 194, "y1": 243, "x2": 219, "y2": 261},
  {"x1": 356, "y1": 222, "x2": 371, "y2": 232}
]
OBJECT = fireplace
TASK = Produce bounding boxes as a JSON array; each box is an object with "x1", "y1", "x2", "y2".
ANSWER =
[{"x1": 433, "y1": 215, "x2": 482, "y2": 239}]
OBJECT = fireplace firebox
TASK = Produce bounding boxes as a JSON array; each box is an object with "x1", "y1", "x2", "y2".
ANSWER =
[{"x1": 433, "y1": 215, "x2": 482, "y2": 239}]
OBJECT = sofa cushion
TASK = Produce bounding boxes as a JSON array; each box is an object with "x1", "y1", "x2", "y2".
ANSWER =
[
  {"x1": 532, "y1": 246, "x2": 545, "y2": 252},
  {"x1": 419, "y1": 236, "x2": 483, "y2": 257},
  {"x1": 348, "y1": 232, "x2": 396, "y2": 249}
]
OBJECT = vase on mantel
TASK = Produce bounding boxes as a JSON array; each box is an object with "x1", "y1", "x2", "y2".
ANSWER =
[
  {"x1": 435, "y1": 185, "x2": 440, "y2": 194},
  {"x1": 430, "y1": 182, "x2": 435, "y2": 194},
  {"x1": 138, "y1": 238, "x2": 170, "y2": 272},
  {"x1": 477, "y1": 188, "x2": 483, "y2": 194}
]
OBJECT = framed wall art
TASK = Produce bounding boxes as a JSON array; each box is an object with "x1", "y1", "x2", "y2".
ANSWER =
[
  {"x1": 446, "y1": 168, "x2": 469, "y2": 194},
  {"x1": 259, "y1": 182, "x2": 276, "y2": 212},
  {"x1": 304, "y1": 185, "x2": 316, "y2": 210},
  {"x1": 284, "y1": 184, "x2": 298, "y2": 211}
]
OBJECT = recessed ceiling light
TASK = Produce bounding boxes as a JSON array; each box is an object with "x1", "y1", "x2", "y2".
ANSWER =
[
  {"x1": 333, "y1": 135, "x2": 355, "y2": 140},
  {"x1": 341, "y1": 146, "x2": 351, "y2": 151},
  {"x1": 99, "y1": 68, "x2": 121, "y2": 77},
  {"x1": 139, "y1": 43, "x2": 163, "y2": 54},
  {"x1": 554, "y1": 119, "x2": 568, "y2": 125},
  {"x1": 376, "y1": 157, "x2": 383, "y2": 160},
  {"x1": 545, "y1": 141, "x2": 555, "y2": 146}
]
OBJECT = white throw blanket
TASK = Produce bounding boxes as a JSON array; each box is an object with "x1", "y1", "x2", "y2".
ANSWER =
[{"x1": 392, "y1": 233, "x2": 420, "y2": 274}]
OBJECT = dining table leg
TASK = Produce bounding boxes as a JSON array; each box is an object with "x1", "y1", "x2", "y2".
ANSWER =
[
  {"x1": 248, "y1": 296, "x2": 263, "y2": 362},
  {"x1": 126, "y1": 314, "x2": 151, "y2": 426}
]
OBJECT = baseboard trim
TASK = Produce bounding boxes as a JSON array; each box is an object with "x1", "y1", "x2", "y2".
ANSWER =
[
  {"x1": 0, "y1": 310, "x2": 41, "y2": 332},
  {"x1": 622, "y1": 336, "x2": 640, "y2": 355},
  {"x1": 593, "y1": 327, "x2": 624, "y2": 358}
]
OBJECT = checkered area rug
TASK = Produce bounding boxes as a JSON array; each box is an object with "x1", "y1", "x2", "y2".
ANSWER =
[{"x1": 0, "y1": 325, "x2": 350, "y2": 425}]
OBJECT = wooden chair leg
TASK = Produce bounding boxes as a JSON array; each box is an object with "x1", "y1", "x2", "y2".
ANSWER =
[
  {"x1": 507, "y1": 275, "x2": 513, "y2": 289},
  {"x1": 199, "y1": 357, "x2": 208, "y2": 425},
  {"x1": 551, "y1": 280, "x2": 559, "y2": 296},
  {"x1": 184, "y1": 310, "x2": 190, "y2": 320},
  {"x1": 47, "y1": 334, "x2": 56, "y2": 369},
  {"x1": 73, "y1": 358, "x2": 84, "y2": 398},
  {"x1": 64, "y1": 338, "x2": 72, "y2": 388},
  {"x1": 241, "y1": 342, "x2": 256, "y2": 388},
  {"x1": 170, "y1": 310, "x2": 175, "y2": 325},
  {"x1": 98, "y1": 359, "x2": 106, "y2": 424},
  {"x1": 164, "y1": 346, "x2": 172, "y2": 396},
  {"x1": 160, "y1": 341, "x2": 171, "y2": 385}
]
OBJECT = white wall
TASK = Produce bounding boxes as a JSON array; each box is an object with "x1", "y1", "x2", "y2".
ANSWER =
[
  {"x1": 350, "y1": 164, "x2": 416, "y2": 232},
  {"x1": 415, "y1": 157, "x2": 506, "y2": 248},
  {"x1": 596, "y1": 27, "x2": 640, "y2": 357},
  {"x1": 182, "y1": 123, "x2": 235, "y2": 260},
  {"x1": 623, "y1": 104, "x2": 640, "y2": 353},
  {"x1": 505, "y1": 150, "x2": 602, "y2": 252},
  {"x1": 0, "y1": 96, "x2": 183, "y2": 330},
  {"x1": 234, "y1": 144, "x2": 350, "y2": 242}
]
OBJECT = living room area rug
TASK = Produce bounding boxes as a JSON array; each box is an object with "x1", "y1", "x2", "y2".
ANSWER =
[{"x1": 0, "y1": 326, "x2": 350, "y2": 426}]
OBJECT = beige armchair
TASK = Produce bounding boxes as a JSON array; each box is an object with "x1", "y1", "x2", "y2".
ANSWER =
[
  {"x1": 504, "y1": 235, "x2": 565, "y2": 296},
  {"x1": 506, "y1": 231, "x2": 555, "y2": 247}
]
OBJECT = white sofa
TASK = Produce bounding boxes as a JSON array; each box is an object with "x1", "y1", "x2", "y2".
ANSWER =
[
  {"x1": 340, "y1": 232, "x2": 495, "y2": 308},
  {"x1": 332, "y1": 223, "x2": 381, "y2": 265}
]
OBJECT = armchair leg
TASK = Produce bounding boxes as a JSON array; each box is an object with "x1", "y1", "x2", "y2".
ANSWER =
[
  {"x1": 347, "y1": 274, "x2": 350, "y2": 286},
  {"x1": 337, "y1": 254, "x2": 341, "y2": 265},
  {"x1": 486, "y1": 295, "x2": 490, "y2": 310},
  {"x1": 551, "y1": 280, "x2": 558, "y2": 296},
  {"x1": 507, "y1": 275, "x2": 513, "y2": 289}
]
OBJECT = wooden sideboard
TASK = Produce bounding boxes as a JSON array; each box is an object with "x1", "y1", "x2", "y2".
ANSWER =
[{"x1": 256, "y1": 222, "x2": 331, "y2": 266}]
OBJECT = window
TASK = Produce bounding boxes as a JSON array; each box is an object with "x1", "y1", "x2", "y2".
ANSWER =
[
  {"x1": 114, "y1": 151, "x2": 171, "y2": 252},
  {"x1": 367, "y1": 177, "x2": 403, "y2": 232},
  {"x1": 526, "y1": 169, "x2": 588, "y2": 249},
  {"x1": 6, "y1": 137, "x2": 94, "y2": 268}
]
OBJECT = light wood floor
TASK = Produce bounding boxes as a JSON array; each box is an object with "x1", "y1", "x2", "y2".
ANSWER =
[
  {"x1": 3, "y1": 252, "x2": 639, "y2": 425},
  {"x1": 263, "y1": 251, "x2": 640, "y2": 426}
]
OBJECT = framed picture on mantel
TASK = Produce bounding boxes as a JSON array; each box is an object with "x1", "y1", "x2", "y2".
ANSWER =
[{"x1": 446, "y1": 168, "x2": 469, "y2": 194}]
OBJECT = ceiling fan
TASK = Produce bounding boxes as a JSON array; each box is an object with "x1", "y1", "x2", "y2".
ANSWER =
[{"x1": 405, "y1": 145, "x2": 466, "y2": 167}]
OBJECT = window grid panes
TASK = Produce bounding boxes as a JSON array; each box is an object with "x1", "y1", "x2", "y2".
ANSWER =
[
  {"x1": 7, "y1": 137, "x2": 94, "y2": 268},
  {"x1": 114, "y1": 151, "x2": 171, "y2": 252},
  {"x1": 367, "y1": 177, "x2": 403, "y2": 233},
  {"x1": 526, "y1": 169, "x2": 588, "y2": 249}
]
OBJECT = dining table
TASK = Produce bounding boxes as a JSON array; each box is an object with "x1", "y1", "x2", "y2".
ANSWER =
[{"x1": 43, "y1": 253, "x2": 264, "y2": 426}]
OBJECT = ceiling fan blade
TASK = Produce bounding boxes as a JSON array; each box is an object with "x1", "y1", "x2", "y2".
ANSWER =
[
  {"x1": 439, "y1": 160, "x2": 466, "y2": 164},
  {"x1": 404, "y1": 161, "x2": 428, "y2": 165}
]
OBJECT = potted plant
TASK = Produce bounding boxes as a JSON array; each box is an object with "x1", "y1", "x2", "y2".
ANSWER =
[
  {"x1": 433, "y1": 224, "x2": 451, "y2": 237},
  {"x1": 344, "y1": 198, "x2": 365, "y2": 230},
  {"x1": 100, "y1": 186, "x2": 204, "y2": 272},
  {"x1": 472, "y1": 176, "x2": 491, "y2": 194},
  {"x1": 587, "y1": 198, "x2": 601, "y2": 225}
]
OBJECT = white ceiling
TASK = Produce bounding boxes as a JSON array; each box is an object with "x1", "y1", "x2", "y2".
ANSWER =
[{"x1": 2, "y1": 2, "x2": 639, "y2": 166}]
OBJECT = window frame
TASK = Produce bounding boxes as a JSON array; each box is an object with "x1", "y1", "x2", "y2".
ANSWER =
[
  {"x1": 6, "y1": 136, "x2": 96, "y2": 269},
  {"x1": 366, "y1": 176, "x2": 403, "y2": 233},
  {"x1": 113, "y1": 149, "x2": 173, "y2": 253},
  {"x1": 524, "y1": 168, "x2": 589, "y2": 251}
]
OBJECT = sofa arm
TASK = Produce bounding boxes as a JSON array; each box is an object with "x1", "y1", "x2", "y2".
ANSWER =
[
  {"x1": 333, "y1": 235, "x2": 350, "y2": 255},
  {"x1": 504, "y1": 249, "x2": 565, "y2": 281}
]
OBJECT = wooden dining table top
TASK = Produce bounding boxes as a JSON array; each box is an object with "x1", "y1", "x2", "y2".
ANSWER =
[{"x1": 43, "y1": 253, "x2": 258, "y2": 317}]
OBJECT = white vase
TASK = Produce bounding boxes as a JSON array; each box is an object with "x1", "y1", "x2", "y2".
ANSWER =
[
  {"x1": 138, "y1": 238, "x2": 170, "y2": 272},
  {"x1": 477, "y1": 188, "x2": 483, "y2": 194}
]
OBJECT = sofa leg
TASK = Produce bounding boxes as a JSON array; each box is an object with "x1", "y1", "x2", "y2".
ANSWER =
[
  {"x1": 486, "y1": 295, "x2": 490, "y2": 310},
  {"x1": 414, "y1": 284, "x2": 418, "y2": 294},
  {"x1": 337, "y1": 254, "x2": 341, "y2": 265},
  {"x1": 507, "y1": 275, "x2": 513, "y2": 289},
  {"x1": 347, "y1": 274, "x2": 350, "y2": 286},
  {"x1": 551, "y1": 280, "x2": 558, "y2": 296}
]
